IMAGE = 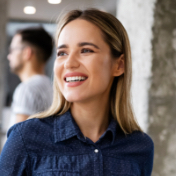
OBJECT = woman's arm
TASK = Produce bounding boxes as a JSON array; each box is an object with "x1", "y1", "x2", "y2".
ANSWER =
[
  {"x1": 142, "y1": 143, "x2": 154, "y2": 176},
  {"x1": 0, "y1": 125, "x2": 29, "y2": 176}
]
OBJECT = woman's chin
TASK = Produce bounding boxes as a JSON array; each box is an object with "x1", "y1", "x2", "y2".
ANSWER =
[{"x1": 64, "y1": 95, "x2": 83, "y2": 103}]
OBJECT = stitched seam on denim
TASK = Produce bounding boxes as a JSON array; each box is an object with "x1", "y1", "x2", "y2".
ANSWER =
[
  {"x1": 28, "y1": 153, "x2": 91, "y2": 158},
  {"x1": 54, "y1": 116, "x2": 58, "y2": 142},
  {"x1": 94, "y1": 152, "x2": 95, "y2": 176},
  {"x1": 37, "y1": 170, "x2": 80, "y2": 174}
]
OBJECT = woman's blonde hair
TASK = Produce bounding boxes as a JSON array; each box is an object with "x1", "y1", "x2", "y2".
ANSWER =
[{"x1": 30, "y1": 8, "x2": 142, "y2": 134}]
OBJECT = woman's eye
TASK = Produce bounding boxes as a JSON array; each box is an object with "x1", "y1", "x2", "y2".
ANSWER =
[
  {"x1": 57, "y1": 51, "x2": 67, "y2": 56},
  {"x1": 81, "y1": 49, "x2": 94, "y2": 53}
]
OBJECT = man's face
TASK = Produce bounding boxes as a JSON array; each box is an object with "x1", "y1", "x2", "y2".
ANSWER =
[{"x1": 7, "y1": 34, "x2": 25, "y2": 74}]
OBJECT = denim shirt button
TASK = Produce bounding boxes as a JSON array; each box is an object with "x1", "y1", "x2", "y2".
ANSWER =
[{"x1": 94, "y1": 149, "x2": 99, "y2": 153}]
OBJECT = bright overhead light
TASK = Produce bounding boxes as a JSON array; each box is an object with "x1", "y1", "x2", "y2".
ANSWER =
[
  {"x1": 48, "y1": 0, "x2": 62, "y2": 4},
  {"x1": 23, "y1": 6, "x2": 36, "y2": 14}
]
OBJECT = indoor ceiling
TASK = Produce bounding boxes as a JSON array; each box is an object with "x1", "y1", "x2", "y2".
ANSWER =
[{"x1": 8, "y1": 0, "x2": 117, "y2": 22}]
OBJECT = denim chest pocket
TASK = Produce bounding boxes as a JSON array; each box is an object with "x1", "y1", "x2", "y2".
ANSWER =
[
  {"x1": 33, "y1": 155, "x2": 89, "y2": 176},
  {"x1": 37, "y1": 170, "x2": 80, "y2": 176}
]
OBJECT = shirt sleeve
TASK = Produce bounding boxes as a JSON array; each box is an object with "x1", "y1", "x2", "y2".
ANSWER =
[
  {"x1": 12, "y1": 82, "x2": 52, "y2": 116},
  {"x1": 142, "y1": 141, "x2": 154, "y2": 176},
  {"x1": 13, "y1": 84, "x2": 39, "y2": 115},
  {"x1": 0, "y1": 124, "x2": 29, "y2": 176}
]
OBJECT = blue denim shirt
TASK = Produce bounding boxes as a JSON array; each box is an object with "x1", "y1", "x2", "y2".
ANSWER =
[{"x1": 0, "y1": 110, "x2": 154, "y2": 176}]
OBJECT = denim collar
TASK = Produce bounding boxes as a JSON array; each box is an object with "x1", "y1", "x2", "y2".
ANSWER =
[{"x1": 54, "y1": 110, "x2": 118, "y2": 144}]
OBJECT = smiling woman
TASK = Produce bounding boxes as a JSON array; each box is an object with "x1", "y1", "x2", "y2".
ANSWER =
[
  {"x1": 0, "y1": 9, "x2": 154, "y2": 176},
  {"x1": 55, "y1": 19, "x2": 120, "y2": 105}
]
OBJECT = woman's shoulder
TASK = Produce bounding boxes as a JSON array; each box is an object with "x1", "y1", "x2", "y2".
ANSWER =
[
  {"x1": 116, "y1": 129, "x2": 154, "y2": 155},
  {"x1": 117, "y1": 127, "x2": 154, "y2": 147},
  {"x1": 114, "y1": 130, "x2": 154, "y2": 167},
  {"x1": 6, "y1": 116, "x2": 57, "y2": 154},
  {"x1": 12, "y1": 115, "x2": 54, "y2": 126},
  {"x1": 7, "y1": 116, "x2": 55, "y2": 139},
  {"x1": 130, "y1": 130, "x2": 153, "y2": 144},
  {"x1": 126, "y1": 131, "x2": 154, "y2": 154}
]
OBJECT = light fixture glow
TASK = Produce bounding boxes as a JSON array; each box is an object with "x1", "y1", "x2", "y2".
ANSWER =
[
  {"x1": 23, "y1": 6, "x2": 36, "y2": 14},
  {"x1": 48, "y1": 0, "x2": 61, "y2": 4}
]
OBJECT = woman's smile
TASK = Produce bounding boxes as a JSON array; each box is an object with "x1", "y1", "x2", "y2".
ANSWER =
[{"x1": 64, "y1": 72, "x2": 88, "y2": 87}]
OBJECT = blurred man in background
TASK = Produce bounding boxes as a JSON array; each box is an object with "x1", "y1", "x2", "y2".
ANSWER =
[{"x1": 7, "y1": 27, "x2": 53, "y2": 128}]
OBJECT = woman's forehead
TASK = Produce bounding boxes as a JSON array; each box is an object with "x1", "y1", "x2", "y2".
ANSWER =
[
  {"x1": 59, "y1": 19, "x2": 101, "y2": 39},
  {"x1": 57, "y1": 19, "x2": 104, "y2": 46}
]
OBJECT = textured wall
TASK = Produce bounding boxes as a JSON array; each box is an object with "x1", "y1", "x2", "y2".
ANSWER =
[
  {"x1": 117, "y1": 0, "x2": 156, "y2": 131},
  {"x1": 0, "y1": 0, "x2": 8, "y2": 150},
  {"x1": 149, "y1": 0, "x2": 176, "y2": 175}
]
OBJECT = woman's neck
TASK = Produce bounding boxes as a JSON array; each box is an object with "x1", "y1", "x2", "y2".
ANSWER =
[{"x1": 71, "y1": 97, "x2": 110, "y2": 143}]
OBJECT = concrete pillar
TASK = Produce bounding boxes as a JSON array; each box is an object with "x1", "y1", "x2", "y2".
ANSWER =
[
  {"x1": 0, "y1": 0, "x2": 8, "y2": 151},
  {"x1": 117, "y1": 0, "x2": 156, "y2": 132},
  {"x1": 117, "y1": 0, "x2": 176, "y2": 175},
  {"x1": 149, "y1": 0, "x2": 176, "y2": 175}
]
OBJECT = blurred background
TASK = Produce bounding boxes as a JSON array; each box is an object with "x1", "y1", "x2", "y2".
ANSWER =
[{"x1": 0, "y1": 0, "x2": 176, "y2": 175}]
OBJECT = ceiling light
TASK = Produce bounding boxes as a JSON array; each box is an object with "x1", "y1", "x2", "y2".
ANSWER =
[
  {"x1": 48, "y1": 0, "x2": 62, "y2": 4},
  {"x1": 23, "y1": 6, "x2": 36, "y2": 14}
]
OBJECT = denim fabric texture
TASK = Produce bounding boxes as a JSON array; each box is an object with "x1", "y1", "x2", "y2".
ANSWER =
[{"x1": 0, "y1": 110, "x2": 154, "y2": 176}]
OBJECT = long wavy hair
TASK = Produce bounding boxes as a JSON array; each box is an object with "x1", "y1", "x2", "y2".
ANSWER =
[{"x1": 30, "y1": 8, "x2": 142, "y2": 134}]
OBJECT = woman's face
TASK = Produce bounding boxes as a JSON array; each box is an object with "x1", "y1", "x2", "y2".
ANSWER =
[{"x1": 54, "y1": 19, "x2": 118, "y2": 103}]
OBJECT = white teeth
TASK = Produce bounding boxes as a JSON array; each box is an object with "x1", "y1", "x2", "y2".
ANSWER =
[{"x1": 66, "y1": 76, "x2": 87, "y2": 82}]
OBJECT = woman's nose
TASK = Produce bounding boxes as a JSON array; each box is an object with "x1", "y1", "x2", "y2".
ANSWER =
[{"x1": 64, "y1": 53, "x2": 80, "y2": 69}]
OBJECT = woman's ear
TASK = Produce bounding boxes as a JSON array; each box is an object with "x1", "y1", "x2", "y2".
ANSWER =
[{"x1": 113, "y1": 54, "x2": 125, "y2": 77}]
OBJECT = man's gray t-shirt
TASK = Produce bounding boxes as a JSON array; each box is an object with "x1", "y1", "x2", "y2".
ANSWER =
[{"x1": 9, "y1": 75, "x2": 53, "y2": 128}]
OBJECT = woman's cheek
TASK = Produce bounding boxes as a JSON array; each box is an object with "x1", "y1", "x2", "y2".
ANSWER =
[
  {"x1": 54, "y1": 62, "x2": 63, "y2": 88},
  {"x1": 54, "y1": 61, "x2": 61, "y2": 77}
]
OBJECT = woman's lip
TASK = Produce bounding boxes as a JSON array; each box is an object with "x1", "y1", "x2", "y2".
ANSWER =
[
  {"x1": 65, "y1": 80, "x2": 87, "y2": 87},
  {"x1": 64, "y1": 72, "x2": 88, "y2": 79}
]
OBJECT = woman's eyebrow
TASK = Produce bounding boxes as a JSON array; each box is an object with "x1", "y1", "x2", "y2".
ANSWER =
[
  {"x1": 57, "y1": 43, "x2": 100, "y2": 49},
  {"x1": 78, "y1": 42, "x2": 100, "y2": 49},
  {"x1": 57, "y1": 44, "x2": 68, "y2": 49}
]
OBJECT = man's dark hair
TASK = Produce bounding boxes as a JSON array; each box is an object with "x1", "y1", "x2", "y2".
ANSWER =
[{"x1": 16, "y1": 27, "x2": 53, "y2": 63}]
